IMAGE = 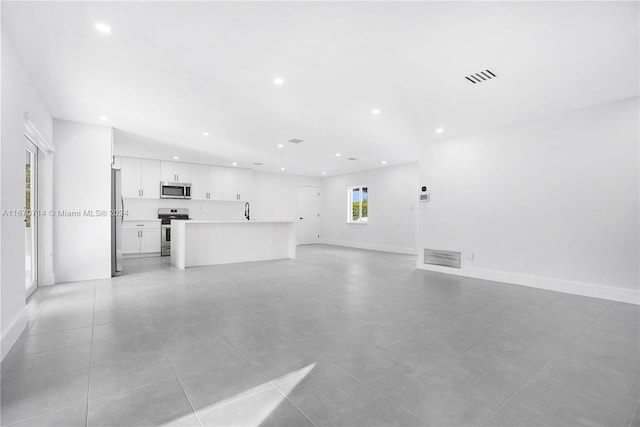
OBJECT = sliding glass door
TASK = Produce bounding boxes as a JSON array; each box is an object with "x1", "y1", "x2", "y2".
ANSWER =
[{"x1": 25, "y1": 139, "x2": 38, "y2": 297}]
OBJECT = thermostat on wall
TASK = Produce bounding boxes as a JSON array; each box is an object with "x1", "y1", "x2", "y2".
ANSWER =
[{"x1": 419, "y1": 185, "x2": 430, "y2": 202}]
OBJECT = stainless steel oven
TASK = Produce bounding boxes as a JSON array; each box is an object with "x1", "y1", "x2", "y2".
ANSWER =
[
  {"x1": 158, "y1": 208, "x2": 189, "y2": 256},
  {"x1": 161, "y1": 224, "x2": 171, "y2": 256}
]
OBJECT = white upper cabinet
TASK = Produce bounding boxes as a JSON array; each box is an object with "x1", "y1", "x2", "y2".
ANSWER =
[
  {"x1": 191, "y1": 164, "x2": 210, "y2": 200},
  {"x1": 120, "y1": 157, "x2": 160, "y2": 199},
  {"x1": 223, "y1": 167, "x2": 239, "y2": 200},
  {"x1": 139, "y1": 159, "x2": 160, "y2": 199},
  {"x1": 177, "y1": 162, "x2": 192, "y2": 183},
  {"x1": 209, "y1": 166, "x2": 226, "y2": 200},
  {"x1": 219, "y1": 167, "x2": 252, "y2": 201},
  {"x1": 120, "y1": 157, "x2": 141, "y2": 198},
  {"x1": 237, "y1": 169, "x2": 252, "y2": 201},
  {"x1": 119, "y1": 156, "x2": 251, "y2": 201},
  {"x1": 160, "y1": 161, "x2": 192, "y2": 183}
]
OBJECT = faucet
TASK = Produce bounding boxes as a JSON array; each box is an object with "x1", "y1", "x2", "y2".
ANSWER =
[{"x1": 244, "y1": 202, "x2": 250, "y2": 221}]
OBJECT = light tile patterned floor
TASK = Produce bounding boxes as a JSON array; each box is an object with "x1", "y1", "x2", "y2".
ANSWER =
[{"x1": 1, "y1": 245, "x2": 638, "y2": 426}]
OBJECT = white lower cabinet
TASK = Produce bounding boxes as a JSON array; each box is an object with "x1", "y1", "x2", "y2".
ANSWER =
[
  {"x1": 122, "y1": 221, "x2": 161, "y2": 255},
  {"x1": 140, "y1": 229, "x2": 161, "y2": 253},
  {"x1": 122, "y1": 229, "x2": 141, "y2": 254}
]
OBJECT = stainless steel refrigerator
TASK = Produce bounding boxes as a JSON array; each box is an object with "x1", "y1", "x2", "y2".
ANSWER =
[{"x1": 111, "y1": 168, "x2": 123, "y2": 276}]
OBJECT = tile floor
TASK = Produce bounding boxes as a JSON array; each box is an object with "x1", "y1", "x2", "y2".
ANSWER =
[{"x1": 1, "y1": 245, "x2": 638, "y2": 426}]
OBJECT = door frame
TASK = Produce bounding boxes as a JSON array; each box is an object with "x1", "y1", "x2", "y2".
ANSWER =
[{"x1": 25, "y1": 137, "x2": 38, "y2": 298}]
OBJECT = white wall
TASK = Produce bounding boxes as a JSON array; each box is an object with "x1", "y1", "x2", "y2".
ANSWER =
[
  {"x1": 321, "y1": 163, "x2": 419, "y2": 254},
  {"x1": 1, "y1": 28, "x2": 53, "y2": 359},
  {"x1": 251, "y1": 171, "x2": 321, "y2": 222},
  {"x1": 53, "y1": 120, "x2": 112, "y2": 283},
  {"x1": 418, "y1": 97, "x2": 639, "y2": 304}
]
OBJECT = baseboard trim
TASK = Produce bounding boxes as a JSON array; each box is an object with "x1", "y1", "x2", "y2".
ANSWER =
[
  {"x1": 40, "y1": 272, "x2": 56, "y2": 286},
  {"x1": 1, "y1": 307, "x2": 28, "y2": 361},
  {"x1": 320, "y1": 239, "x2": 417, "y2": 255},
  {"x1": 416, "y1": 263, "x2": 639, "y2": 305},
  {"x1": 123, "y1": 253, "x2": 161, "y2": 259}
]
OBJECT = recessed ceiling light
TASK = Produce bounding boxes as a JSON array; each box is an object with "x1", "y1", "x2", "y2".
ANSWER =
[
  {"x1": 274, "y1": 78, "x2": 284, "y2": 85},
  {"x1": 95, "y1": 23, "x2": 112, "y2": 33},
  {"x1": 436, "y1": 128, "x2": 444, "y2": 134},
  {"x1": 381, "y1": 160, "x2": 387, "y2": 165},
  {"x1": 173, "y1": 156, "x2": 179, "y2": 160},
  {"x1": 202, "y1": 132, "x2": 209, "y2": 136},
  {"x1": 371, "y1": 108, "x2": 381, "y2": 115},
  {"x1": 280, "y1": 167, "x2": 285, "y2": 171},
  {"x1": 322, "y1": 172, "x2": 327, "y2": 175},
  {"x1": 335, "y1": 153, "x2": 341, "y2": 157},
  {"x1": 99, "y1": 116, "x2": 108, "y2": 121},
  {"x1": 232, "y1": 162, "x2": 237, "y2": 166},
  {"x1": 277, "y1": 144, "x2": 284, "y2": 148}
]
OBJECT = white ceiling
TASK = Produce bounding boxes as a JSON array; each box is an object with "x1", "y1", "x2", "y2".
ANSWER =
[{"x1": 3, "y1": 1, "x2": 638, "y2": 176}]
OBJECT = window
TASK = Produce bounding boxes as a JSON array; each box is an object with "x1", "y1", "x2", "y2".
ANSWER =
[{"x1": 348, "y1": 186, "x2": 368, "y2": 223}]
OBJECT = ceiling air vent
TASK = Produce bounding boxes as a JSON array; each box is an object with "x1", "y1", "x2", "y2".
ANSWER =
[
  {"x1": 423, "y1": 249, "x2": 462, "y2": 268},
  {"x1": 288, "y1": 139, "x2": 303, "y2": 144},
  {"x1": 347, "y1": 157, "x2": 358, "y2": 161},
  {"x1": 252, "y1": 162, "x2": 264, "y2": 166},
  {"x1": 465, "y1": 69, "x2": 497, "y2": 84}
]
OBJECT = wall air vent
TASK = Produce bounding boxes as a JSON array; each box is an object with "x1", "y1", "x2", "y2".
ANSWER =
[
  {"x1": 347, "y1": 157, "x2": 358, "y2": 161},
  {"x1": 288, "y1": 139, "x2": 304, "y2": 144},
  {"x1": 423, "y1": 249, "x2": 462, "y2": 268},
  {"x1": 465, "y1": 69, "x2": 497, "y2": 84}
]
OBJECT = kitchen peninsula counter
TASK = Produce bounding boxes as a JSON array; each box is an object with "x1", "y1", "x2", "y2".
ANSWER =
[{"x1": 170, "y1": 220, "x2": 296, "y2": 269}]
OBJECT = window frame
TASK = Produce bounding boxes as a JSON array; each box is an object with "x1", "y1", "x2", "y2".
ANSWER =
[{"x1": 347, "y1": 185, "x2": 368, "y2": 224}]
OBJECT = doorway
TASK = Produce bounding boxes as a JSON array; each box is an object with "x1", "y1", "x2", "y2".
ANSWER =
[
  {"x1": 25, "y1": 138, "x2": 38, "y2": 297},
  {"x1": 297, "y1": 185, "x2": 321, "y2": 245}
]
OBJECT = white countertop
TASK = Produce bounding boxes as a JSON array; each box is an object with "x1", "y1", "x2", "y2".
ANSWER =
[{"x1": 174, "y1": 219, "x2": 295, "y2": 224}]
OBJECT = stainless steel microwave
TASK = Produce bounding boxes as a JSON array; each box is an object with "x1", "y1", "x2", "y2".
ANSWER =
[{"x1": 160, "y1": 182, "x2": 191, "y2": 199}]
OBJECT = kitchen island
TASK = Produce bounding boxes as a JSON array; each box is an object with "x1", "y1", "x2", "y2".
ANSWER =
[{"x1": 170, "y1": 220, "x2": 296, "y2": 269}]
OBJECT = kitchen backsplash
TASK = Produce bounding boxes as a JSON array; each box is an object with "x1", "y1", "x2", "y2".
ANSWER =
[{"x1": 123, "y1": 198, "x2": 245, "y2": 221}]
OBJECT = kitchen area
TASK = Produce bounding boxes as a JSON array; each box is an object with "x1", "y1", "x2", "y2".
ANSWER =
[{"x1": 111, "y1": 154, "x2": 296, "y2": 276}]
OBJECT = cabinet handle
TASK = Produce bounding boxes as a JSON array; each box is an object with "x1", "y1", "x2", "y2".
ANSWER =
[{"x1": 141, "y1": 189, "x2": 144, "y2": 197}]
